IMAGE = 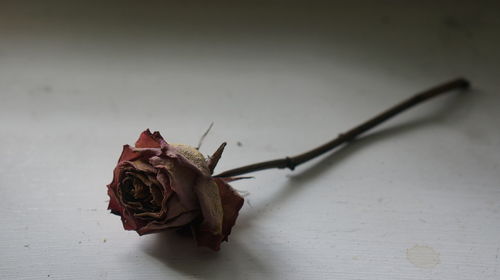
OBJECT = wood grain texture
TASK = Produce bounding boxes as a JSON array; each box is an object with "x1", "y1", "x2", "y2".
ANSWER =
[{"x1": 1, "y1": 1, "x2": 499, "y2": 279}]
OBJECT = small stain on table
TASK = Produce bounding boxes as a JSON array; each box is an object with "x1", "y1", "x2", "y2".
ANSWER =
[{"x1": 406, "y1": 245, "x2": 440, "y2": 268}]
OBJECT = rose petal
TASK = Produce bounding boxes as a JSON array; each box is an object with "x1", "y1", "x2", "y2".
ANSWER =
[
  {"x1": 151, "y1": 156, "x2": 199, "y2": 211},
  {"x1": 215, "y1": 178, "x2": 244, "y2": 240},
  {"x1": 121, "y1": 208, "x2": 147, "y2": 231},
  {"x1": 162, "y1": 194, "x2": 195, "y2": 221},
  {"x1": 129, "y1": 147, "x2": 162, "y2": 159},
  {"x1": 127, "y1": 160, "x2": 157, "y2": 173},
  {"x1": 137, "y1": 210, "x2": 199, "y2": 235},
  {"x1": 107, "y1": 164, "x2": 122, "y2": 193},
  {"x1": 107, "y1": 186, "x2": 123, "y2": 215},
  {"x1": 108, "y1": 145, "x2": 141, "y2": 195},
  {"x1": 135, "y1": 129, "x2": 167, "y2": 148},
  {"x1": 194, "y1": 177, "x2": 223, "y2": 235},
  {"x1": 149, "y1": 184, "x2": 164, "y2": 207},
  {"x1": 156, "y1": 171, "x2": 174, "y2": 208},
  {"x1": 118, "y1": 145, "x2": 142, "y2": 163},
  {"x1": 194, "y1": 178, "x2": 244, "y2": 250},
  {"x1": 171, "y1": 144, "x2": 210, "y2": 175},
  {"x1": 134, "y1": 211, "x2": 162, "y2": 219}
]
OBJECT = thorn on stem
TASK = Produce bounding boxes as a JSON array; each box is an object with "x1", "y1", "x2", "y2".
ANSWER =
[{"x1": 208, "y1": 142, "x2": 227, "y2": 174}]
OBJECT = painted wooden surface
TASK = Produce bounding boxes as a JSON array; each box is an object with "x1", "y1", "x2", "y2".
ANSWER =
[{"x1": 1, "y1": 1, "x2": 499, "y2": 279}]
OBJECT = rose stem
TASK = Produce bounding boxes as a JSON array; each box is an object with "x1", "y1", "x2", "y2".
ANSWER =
[{"x1": 214, "y1": 77, "x2": 470, "y2": 178}]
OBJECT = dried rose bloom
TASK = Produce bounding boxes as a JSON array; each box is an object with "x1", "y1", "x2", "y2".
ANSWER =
[{"x1": 107, "y1": 129, "x2": 243, "y2": 250}]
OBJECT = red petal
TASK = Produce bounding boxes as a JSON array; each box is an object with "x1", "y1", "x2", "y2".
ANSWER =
[
  {"x1": 135, "y1": 129, "x2": 167, "y2": 148},
  {"x1": 118, "y1": 145, "x2": 142, "y2": 163},
  {"x1": 107, "y1": 186, "x2": 123, "y2": 215},
  {"x1": 216, "y1": 178, "x2": 244, "y2": 240},
  {"x1": 121, "y1": 209, "x2": 147, "y2": 231}
]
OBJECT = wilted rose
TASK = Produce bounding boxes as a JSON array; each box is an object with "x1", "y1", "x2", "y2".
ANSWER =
[{"x1": 107, "y1": 129, "x2": 244, "y2": 250}]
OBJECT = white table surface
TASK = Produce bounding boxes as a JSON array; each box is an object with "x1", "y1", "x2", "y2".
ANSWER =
[{"x1": 1, "y1": 1, "x2": 499, "y2": 279}]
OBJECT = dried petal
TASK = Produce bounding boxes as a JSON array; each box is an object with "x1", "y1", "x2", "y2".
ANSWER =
[
  {"x1": 194, "y1": 177, "x2": 223, "y2": 235},
  {"x1": 194, "y1": 178, "x2": 244, "y2": 250},
  {"x1": 135, "y1": 129, "x2": 167, "y2": 148},
  {"x1": 150, "y1": 156, "x2": 199, "y2": 211},
  {"x1": 216, "y1": 178, "x2": 245, "y2": 240}
]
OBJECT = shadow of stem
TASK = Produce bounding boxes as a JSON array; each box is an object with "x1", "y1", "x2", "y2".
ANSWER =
[{"x1": 237, "y1": 88, "x2": 474, "y2": 227}]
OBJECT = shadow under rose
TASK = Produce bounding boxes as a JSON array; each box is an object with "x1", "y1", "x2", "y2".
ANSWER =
[{"x1": 142, "y1": 230, "x2": 275, "y2": 279}]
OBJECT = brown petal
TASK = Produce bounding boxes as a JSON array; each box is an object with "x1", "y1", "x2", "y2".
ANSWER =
[
  {"x1": 108, "y1": 145, "x2": 141, "y2": 198},
  {"x1": 194, "y1": 177, "x2": 224, "y2": 235},
  {"x1": 136, "y1": 210, "x2": 199, "y2": 235},
  {"x1": 135, "y1": 129, "x2": 167, "y2": 148},
  {"x1": 172, "y1": 144, "x2": 210, "y2": 175},
  {"x1": 151, "y1": 156, "x2": 199, "y2": 211},
  {"x1": 127, "y1": 171, "x2": 156, "y2": 188},
  {"x1": 215, "y1": 178, "x2": 244, "y2": 240},
  {"x1": 149, "y1": 184, "x2": 164, "y2": 207},
  {"x1": 134, "y1": 211, "x2": 162, "y2": 219},
  {"x1": 121, "y1": 208, "x2": 147, "y2": 231},
  {"x1": 156, "y1": 170, "x2": 174, "y2": 206},
  {"x1": 162, "y1": 195, "x2": 195, "y2": 221},
  {"x1": 194, "y1": 178, "x2": 244, "y2": 250},
  {"x1": 127, "y1": 160, "x2": 157, "y2": 173}
]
